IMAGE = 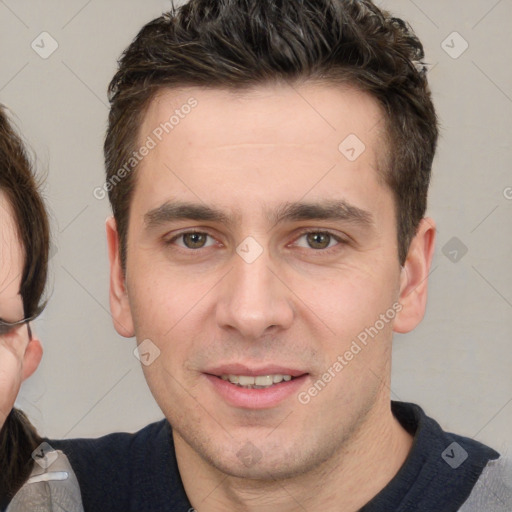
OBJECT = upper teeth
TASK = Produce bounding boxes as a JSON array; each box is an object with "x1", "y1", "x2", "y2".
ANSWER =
[{"x1": 221, "y1": 374, "x2": 292, "y2": 386}]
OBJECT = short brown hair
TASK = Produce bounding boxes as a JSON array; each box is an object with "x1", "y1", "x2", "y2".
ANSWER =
[
  {"x1": 0, "y1": 105, "x2": 48, "y2": 504},
  {"x1": 105, "y1": 0, "x2": 438, "y2": 267}
]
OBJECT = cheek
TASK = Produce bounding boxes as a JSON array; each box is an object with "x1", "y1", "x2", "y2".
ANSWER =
[
  {"x1": 128, "y1": 265, "x2": 218, "y2": 376},
  {"x1": 294, "y1": 262, "x2": 399, "y2": 340},
  {"x1": 128, "y1": 243, "x2": 205, "y2": 325},
  {"x1": 297, "y1": 269, "x2": 398, "y2": 410}
]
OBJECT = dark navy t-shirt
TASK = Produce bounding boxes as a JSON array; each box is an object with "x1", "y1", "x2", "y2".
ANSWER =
[{"x1": 45, "y1": 401, "x2": 498, "y2": 511}]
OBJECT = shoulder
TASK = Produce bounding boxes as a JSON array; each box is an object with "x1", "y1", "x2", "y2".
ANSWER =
[
  {"x1": 458, "y1": 455, "x2": 512, "y2": 511},
  {"x1": 48, "y1": 419, "x2": 170, "y2": 466},
  {"x1": 46, "y1": 420, "x2": 186, "y2": 511},
  {"x1": 382, "y1": 402, "x2": 502, "y2": 511},
  {"x1": 6, "y1": 449, "x2": 84, "y2": 512}
]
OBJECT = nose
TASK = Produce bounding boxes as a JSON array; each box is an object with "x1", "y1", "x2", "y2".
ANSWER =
[{"x1": 215, "y1": 246, "x2": 294, "y2": 339}]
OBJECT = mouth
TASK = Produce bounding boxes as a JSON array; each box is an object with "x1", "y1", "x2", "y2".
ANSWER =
[{"x1": 203, "y1": 365, "x2": 309, "y2": 408}]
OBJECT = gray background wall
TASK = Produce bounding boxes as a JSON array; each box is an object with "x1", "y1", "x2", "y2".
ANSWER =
[{"x1": 0, "y1": 0, "x2": 510, "y2": 452}]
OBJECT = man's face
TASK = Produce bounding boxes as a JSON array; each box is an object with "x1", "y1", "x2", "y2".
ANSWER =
[{"x1": 114, "y1": 83, "x2": 406, "y2": 478}]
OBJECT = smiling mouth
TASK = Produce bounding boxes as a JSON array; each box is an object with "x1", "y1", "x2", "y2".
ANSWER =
[{"x1": 216, "y1": 374, "x2": 300, "y2": 389}]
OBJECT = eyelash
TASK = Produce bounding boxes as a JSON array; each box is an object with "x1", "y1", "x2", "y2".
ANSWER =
[
  {"x1": 292, "y1": 230, "x2": 347, "y2": 254},
  {"x1": 164, "y1": 229, "x2": 348, "y2": 254}
]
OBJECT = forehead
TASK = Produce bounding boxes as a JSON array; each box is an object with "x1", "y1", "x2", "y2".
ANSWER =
[
  {"x1": 142, "y1": 82, "x2": 385, "y2": 152},
  {"x1": 0, "y1": 190, "x2": 24, "y2": 302},
  {"x1": 134, "y1": 83, "x2": 389, "y2": 215}
]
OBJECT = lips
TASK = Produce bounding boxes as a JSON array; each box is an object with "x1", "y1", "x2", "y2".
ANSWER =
[{"x1": 203, "y1": 363, "x2": 309, "y2": 408}]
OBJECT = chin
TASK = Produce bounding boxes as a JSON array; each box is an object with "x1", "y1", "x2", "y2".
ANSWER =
[{"x1": 192, "y1": 433, "x2": 332, "y2": 482}]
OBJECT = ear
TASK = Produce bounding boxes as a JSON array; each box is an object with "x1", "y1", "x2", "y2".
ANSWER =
[
  {"x1": 394, "y1": 218, "x2": 436, "y2": 334},
  {"x1": 22, "y1": 333, "x2": 43, "y2": 381},
  {"x1": 106, "y1": 217, "x2": 135, "y2": 337}
]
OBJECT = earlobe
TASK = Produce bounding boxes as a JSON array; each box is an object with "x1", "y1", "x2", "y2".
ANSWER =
[
  {"x1": 394, "y1": 218, "x2": 436, "y2": 334},
  {"x1": 106, "y1": 217, "x2": 135, "y2": 338},
  {"x1": 22, "y1": 335, "x2": 43, "y2": 381}
]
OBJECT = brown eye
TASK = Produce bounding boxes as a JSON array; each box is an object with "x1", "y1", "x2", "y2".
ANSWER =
[
  {"x1": 182, "y1": 233, "x2": 208, "y2": 249},
  {"x1": 306, "y1": 232, "x2": 332, "y2": 249}
]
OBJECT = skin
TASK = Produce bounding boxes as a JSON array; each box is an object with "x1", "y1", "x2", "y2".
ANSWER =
[
  {"x1": 0, "y1": 191, "x2": 42, "y2": 429},
  {"x1": 107, "y1": 83, "x2": 436, "y2": 511}
]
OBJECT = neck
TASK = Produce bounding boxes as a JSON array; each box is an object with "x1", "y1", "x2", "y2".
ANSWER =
[{"x1": 174, "y1": 399, "x2": 413, "y2": 512}]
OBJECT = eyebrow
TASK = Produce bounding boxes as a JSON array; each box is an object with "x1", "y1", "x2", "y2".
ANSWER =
[
  {"x1": 144, "y1": 202, "x2": 234, "y2": 229},
  {"x1": 269, "y1": 200, "x2": 374, "y2": 227},
  {"x1": 144, "y1": 200, "x2": 374, "y2": 230}
]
